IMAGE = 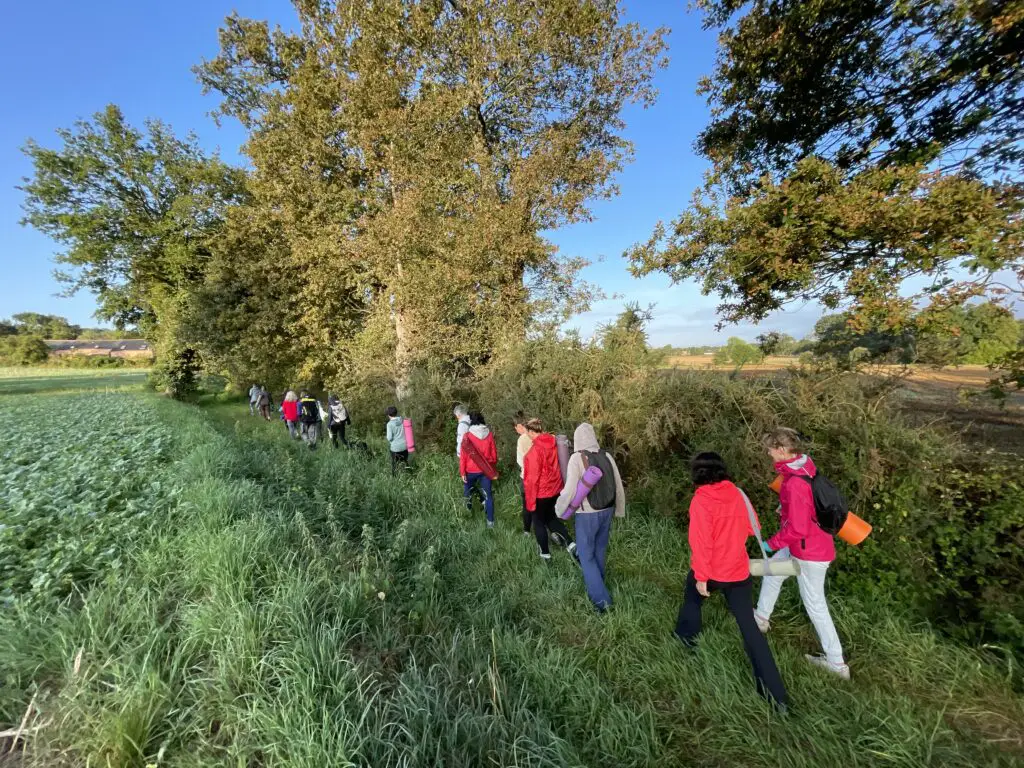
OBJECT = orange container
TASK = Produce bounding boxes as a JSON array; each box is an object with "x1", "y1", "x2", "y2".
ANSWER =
[
  {"x1": 768, "y1": 475, "x2": 783, "y2": 494},
  {"x1": 837, "y1": 512, "x2": 872, "y2": 545}
]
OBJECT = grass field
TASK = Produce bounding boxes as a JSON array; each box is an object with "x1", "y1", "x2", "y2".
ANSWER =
[
  {"x1": 0, "y1": 367, "x2": 150, "y2": 396},
  {"x1": 1, "y1": 369, "x2": 1022, "y2": 766}
]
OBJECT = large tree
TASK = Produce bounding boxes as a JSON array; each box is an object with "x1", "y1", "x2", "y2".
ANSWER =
[
  {"x1": 629, "y1": 0, "x2": 1023, "y2": 337},
  {"x1": 197, "y1": 0, "x2": 666, "y2": 396},
  {"x1": 20, "y1": 105, "x2": 248, "y2": 394}
]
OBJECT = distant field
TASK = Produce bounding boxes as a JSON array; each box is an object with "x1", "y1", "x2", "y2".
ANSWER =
[{"x1": 0, "y1": 366, "x2": 149, "y2": 395}]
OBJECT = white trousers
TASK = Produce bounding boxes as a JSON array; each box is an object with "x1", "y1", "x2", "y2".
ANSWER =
[{"x1": 755, "y1": 548, "x2": 845, "y2": 665}]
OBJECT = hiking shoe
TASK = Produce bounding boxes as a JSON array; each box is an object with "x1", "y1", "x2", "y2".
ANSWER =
[
  {"x1": 567, "y1": 542, "x2": 581, "y2": 568},
  {"x1": 486, "y1": 520, "x2": 494, "y2": 529},
  {"x1": 549, "y1": 531, "x2": 567, "y2": 548},
  {"x1": 522, "y1": 530, "x2": 532, "y2": 538},
  {"x1": 539, "y1": 552, "x2": 552, "y2": 562},
  {"x1": 754, "y1": 612, "x2": 771, "y2": 634},
  {"x1": 805, "y1": 654, "x2": 851, "y2": 680},
  {"x1": 671, "y1": 632, "x2": 697, "y2": 651}
]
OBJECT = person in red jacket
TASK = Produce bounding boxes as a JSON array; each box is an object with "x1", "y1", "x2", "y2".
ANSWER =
[
  {"x1": 755, "y1": 428, "x2": 849, "y2": 680},
  {"x1": 460, "y1": 412, "x2": 499, "y2": 528},
  {"x1": 674, "y1": 452, "x2": 788, "y2": 710},
  {"x1": 281, "y1": 390, "x2": 300, "y2": 439},
  {"x1": 523, "y1": 418, "x2": 578, "y2": 562}
]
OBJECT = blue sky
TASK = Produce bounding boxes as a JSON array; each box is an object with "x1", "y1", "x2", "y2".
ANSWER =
[{"x1": 0, "y1": 0, "x2": 824, "y2": 345}]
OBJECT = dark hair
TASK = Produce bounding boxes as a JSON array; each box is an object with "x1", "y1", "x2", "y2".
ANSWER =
[
  {"x1": 691, "y1": 452, "x2": 731, "y2": 487},
  {"x1": 525, "y1": 417, "x2": 543, "y2": 433},
  {"x1": 513, "y1": 410, "x2": 527, "y2": 426},
  {"x1": 469, "y1": 411, "x2": 486, "y2": 426},
  {"x1": 386, "y1": 405, "x2": 398, "y2": 418}
]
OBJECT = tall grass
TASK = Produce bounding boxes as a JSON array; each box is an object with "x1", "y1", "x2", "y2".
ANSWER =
[{"x1": 1, "y1": 391, "x2": 1021, "y2": 766}]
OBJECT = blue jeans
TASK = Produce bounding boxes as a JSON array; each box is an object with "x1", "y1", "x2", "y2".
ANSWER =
[
  {"x1": 575, "y1": 508, "x2": 614, "y2": 609},
  {"x1": 464, "y1": 473, "x2": 494, "y2": 523}
]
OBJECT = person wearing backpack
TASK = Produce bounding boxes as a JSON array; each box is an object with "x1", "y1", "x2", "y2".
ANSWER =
[
  {"x1": 523, "y1": 418, "x2": 578, "y2": 563},
  {"x1": 326, "y1": 394, "x2": 350, "y2": 448},
  {"x1": 674, "y1": 452, "x2": 789, "y2": 710},
  {"x1": 460, "y1": 412, "x2": 499, "y2": 528},
  {"x1": 281, "y1": 391, "x2": 300, "y2": 439},
  {"x1": 248, "y1": 383, "x2": 261, "y2": 416},
  {"x1": 257, "y1": 387, "x2": 272, "y2": 420},
  {"x1": 385, "y1": 406, "x2": 409, "y2": 474},
  {"x1": 754, "y1": 427, "x2": 850, "y2": 680},
  {"x1": 298, "y1": 391, "x2": 322, "y2": 449},
  {"x1": 555, "y1": 423, "x2": 625, "y2": 612}
]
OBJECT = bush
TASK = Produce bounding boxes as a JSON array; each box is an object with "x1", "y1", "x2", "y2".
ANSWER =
[{"x1": 0, "y1": 335, "x2": 49, "y2": 365}]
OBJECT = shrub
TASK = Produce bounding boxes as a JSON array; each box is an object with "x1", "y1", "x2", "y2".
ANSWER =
[{"x1": 0, "y1": 335, "x2": 49, "y2": 365}]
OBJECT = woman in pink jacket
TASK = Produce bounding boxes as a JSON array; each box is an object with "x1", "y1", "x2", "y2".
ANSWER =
[{"x1": 754, "y1": 428, "x2": 850, "y2": 680}]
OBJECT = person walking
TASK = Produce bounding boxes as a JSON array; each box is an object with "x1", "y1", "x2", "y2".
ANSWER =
[
  {"x1": 257, "y1": 386, "x2": 272, "y2": 420},
  {"x1": 385, "y1": 406, "x2": 409, "y2": 474},
  {"x1": 248, "y1": 383, "x2": 261, "y2": 416},
  {"x1": 555, "y1": 423, "x2": 625, "y2": 612},
  {"x1": 281, "y1": 391, "x2": 300, "y2": 439},
  {"x1": 326, "y1": 394, "x2": 350, "y2": 448},
  {"x1": 514, "y1": 412, "x2": 533, "y2": 535},
  {"x1": 523, "y1": 418, "x2": 577, "y2": 563},
  {"x1": 460, "y1": 412, "x2": 499, "y2": 528},
  {"x1": 673, "y1": 452, "x2": 789, "y2": 710},
  {"x1": 298, "y1": 391, "x2": 322, "y2": 449},
  {"x1": 754, "y1": 428, "x2": 850, "y2": 680},
  {"x1": 454, "y1": 404, "x2": 471, "y2": 458}
]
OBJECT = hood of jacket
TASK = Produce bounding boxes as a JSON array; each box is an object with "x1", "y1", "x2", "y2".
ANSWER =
[
  {"x1": 776, "y1": 454, "x2": 816, "y2": 479},
  {"x1": 468, "y1": 424, "x2": 491, "y2": 440},
  {"x1": 572, "y1": 423, "x2": 599, "y2": 453},
  {"x1": 695, "y1": 479, "x2": 744, "y2": 507},
  {"x1": 531, "y1": 432, "x2": 556, "y2": 453}
]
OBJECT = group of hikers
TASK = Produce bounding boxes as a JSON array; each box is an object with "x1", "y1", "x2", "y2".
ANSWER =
[
  {"x1": 247, "y1": 386, "x2": 851, "y2": 712},
  {"x1": 248, "y1": 384, "x2": 351, "y2": 450},
  {"x1": 447, "y1": 406, "x2": 848, "y2": 712}
]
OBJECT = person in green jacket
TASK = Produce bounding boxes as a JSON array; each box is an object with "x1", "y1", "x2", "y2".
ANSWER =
[{"x1": 385, "y1": 405, "x2": 409, "y2": 474}]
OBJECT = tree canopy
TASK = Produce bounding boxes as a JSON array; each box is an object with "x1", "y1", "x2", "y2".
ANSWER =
[{"x1": 629, "y1": 0, "x2": 1024, "y2": 346}]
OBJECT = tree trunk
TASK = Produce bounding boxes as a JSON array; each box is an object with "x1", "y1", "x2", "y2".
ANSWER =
[{"x1": 394, "y1": 302, "x2": 413, "y2": 400}]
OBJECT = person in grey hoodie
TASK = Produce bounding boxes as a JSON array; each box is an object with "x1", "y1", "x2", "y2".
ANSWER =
[
  {"x1": 385, "y1": 406, "x2": 409, "y2": 474},
  {"x1": 555, "y1": 423, "x2": 626, "y2": 612}
]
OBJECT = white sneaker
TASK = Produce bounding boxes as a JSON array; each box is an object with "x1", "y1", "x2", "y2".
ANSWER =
[
  {"x1": 805, "y1": 654, "x2": 850, "y2": 680},
  {"x1": 753, "y1": 612, "x2": 771, "y2": 634}
]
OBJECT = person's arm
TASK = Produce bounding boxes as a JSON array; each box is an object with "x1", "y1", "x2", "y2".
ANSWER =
[
  {"x1": 386, "y1": 420, "x2": 397, "y2": 443},
  {"x1": 485, "y1": 435, "x2": 498, "y2": 465},
  {"x1": 687, "y1": 496, "x2": 713, "y2": 587},
  {"x1": 459, "y1": 441, "x2": 469, "y2": 477},
  {"x1": 607, "y1": 454, "x2": 626, "y2": 518},
  {"x1": 456, "y1": 421, "x2": 469, "y2": 457},
  {"x1": 768, "y1": 479, "x2": 813, "y2": 551},
  {"x1": 555, "y1": 454, "x2": 583, "y2": 517}
]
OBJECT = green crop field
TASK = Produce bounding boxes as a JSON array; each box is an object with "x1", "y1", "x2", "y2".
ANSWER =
[
  {"x1": 0, "y1": 367, "x2": 150, "y2": 396},
  {"x1": 1, "y1": 369, "x2": 1021, "y2": 767}
]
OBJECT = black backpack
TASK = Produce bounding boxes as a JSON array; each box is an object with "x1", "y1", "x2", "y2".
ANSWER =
[
  {"x1": 581, "y1": 451, "x2": 617, "y2": 510},
  {"x1": 799, "y1": 474, "x2": 849, "y2": 535},
  {"x1": 299, "y1": 398, "x2": 320, "y2": 424}
]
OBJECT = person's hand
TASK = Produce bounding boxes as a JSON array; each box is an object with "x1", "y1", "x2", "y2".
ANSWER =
[
  {"x1": 461, "y1": 475, "x2": 467, "y2": 483},
  {"x1": 696, "y1": 580, "x2": 710, "y2": 597},
  {"x1": 761, "y1": 541, "x2": 773, "y2": 554}
]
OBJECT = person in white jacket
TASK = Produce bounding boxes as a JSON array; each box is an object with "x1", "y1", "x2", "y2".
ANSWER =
[
  {"x1": 555, "y1": 423, "x2": 626, "y2": 612},
  {"x1": 454, "y1": 404, "x2": 471, "y2": 457}
]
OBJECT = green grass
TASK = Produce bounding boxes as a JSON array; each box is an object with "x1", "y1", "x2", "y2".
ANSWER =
[
  {"x1": 1, "y1": 371, "x2": 1022, "y2": 766},
  {"x1": 0, "y1": 366, "x2": 149, "y2": 395}
]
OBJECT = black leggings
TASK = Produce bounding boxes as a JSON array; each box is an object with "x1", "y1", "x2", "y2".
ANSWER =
[
  {"x1": 329, "y1": 422, "x2": 348, "y2": 447},
  {"x1": 390, "y1": 450, "x2": 409, "y2": 475},
  {"x1": 520, "y1": 479, "x2": 532, "y2": 532},
  {"x1": 675, "y1": 571, "x2": 788, "y2": 706},
  {"x1": 533, "y1": 495, "x2": 572, "y2": 555}
]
